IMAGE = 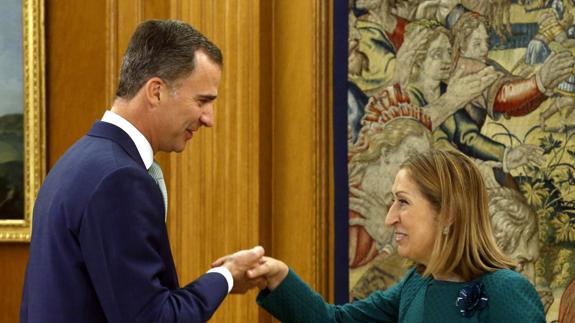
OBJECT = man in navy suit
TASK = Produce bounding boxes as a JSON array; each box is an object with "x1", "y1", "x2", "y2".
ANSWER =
[{"x1": 20, "y1": 20, "x2": 265, "y2": 322}]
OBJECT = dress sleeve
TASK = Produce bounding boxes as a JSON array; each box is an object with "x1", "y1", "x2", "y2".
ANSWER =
[
  {"x1": 483, "y1": 270, "x2": 546, "y2": 322},
  {"x1": 257, "y1": 269, "x2": 405, "y2": 323},
  {"x1": 79, "y1": 167, "x2": 228, "y2": 322}
]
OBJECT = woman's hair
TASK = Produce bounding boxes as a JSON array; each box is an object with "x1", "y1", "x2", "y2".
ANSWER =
[
  {"x1": 398, "y1": 20, "x2": 452, "y2": 84},
  {"x1": 400, "y1": 149, "x2": 515, "y2": 280},
  {"x1": 451, "y1": 12, "x2": 489, "y2": 65}
]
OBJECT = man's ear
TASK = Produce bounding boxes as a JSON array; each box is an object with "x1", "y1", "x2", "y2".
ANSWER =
[{"x1": 144, "y1": 77, "x2": 164, "y2": 105}]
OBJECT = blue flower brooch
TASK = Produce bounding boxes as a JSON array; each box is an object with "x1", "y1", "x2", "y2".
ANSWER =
[{"x1": 456, "y1": 282, "x2": 488, "y2": 318}]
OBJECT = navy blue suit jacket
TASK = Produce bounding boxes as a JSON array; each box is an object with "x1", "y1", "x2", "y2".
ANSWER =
[{"x1": 21, "y1": 122, "x2": 228, "y2": 322}]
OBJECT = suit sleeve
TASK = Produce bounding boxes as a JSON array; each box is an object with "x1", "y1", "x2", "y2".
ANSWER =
[{"x1": 78, "y1": 167, "x2": 228, "y2": 323}]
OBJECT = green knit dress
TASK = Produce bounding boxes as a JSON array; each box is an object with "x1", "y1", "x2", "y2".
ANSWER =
[{"x1": 257, "y1": 267, "x2": 545, "y2": 322}]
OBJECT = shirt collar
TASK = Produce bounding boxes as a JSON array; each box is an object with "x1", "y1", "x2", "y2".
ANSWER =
[{"x1": 101, "y1": 110, "x2": 154, "y2": 169}]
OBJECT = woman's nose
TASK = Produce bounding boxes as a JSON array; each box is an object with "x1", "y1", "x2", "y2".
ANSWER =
[{"x1": 385, "y1": 204, "x2": 398, "y2": 226}]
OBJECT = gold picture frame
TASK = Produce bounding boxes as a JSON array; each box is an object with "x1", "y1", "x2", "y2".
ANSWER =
[{"x1": 0, "y1": 0, "x2": 45, "y2": 242}]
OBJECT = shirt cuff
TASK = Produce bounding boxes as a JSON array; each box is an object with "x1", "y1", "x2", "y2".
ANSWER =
[{"x1": 207, "y1": 266, "x2": 234, "y2": 293}]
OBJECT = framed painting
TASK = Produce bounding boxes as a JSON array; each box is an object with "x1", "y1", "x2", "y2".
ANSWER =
[
  {"x1": 335, "y1": 0, "x2": 575, "y2": 321},
  {"x1": 0, "y1": 0, "x2": 45, "y2": 242}
]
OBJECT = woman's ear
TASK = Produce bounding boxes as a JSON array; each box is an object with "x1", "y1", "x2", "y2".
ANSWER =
[
  {"x1": 441, "y1": 213, "x2": 454, "y2": 236},
  {"x1": 439, "y1": 207, "x2": 455, "y2": 230}
]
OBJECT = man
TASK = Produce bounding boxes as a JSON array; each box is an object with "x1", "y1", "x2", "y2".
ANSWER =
[{"x1": 20, "y1": 20, "x2": 264, "y2": 322}]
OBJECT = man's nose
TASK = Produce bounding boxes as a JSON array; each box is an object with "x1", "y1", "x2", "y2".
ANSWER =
[{"x1": 200, "y1": 104, "x2": 214, "y2": 127}]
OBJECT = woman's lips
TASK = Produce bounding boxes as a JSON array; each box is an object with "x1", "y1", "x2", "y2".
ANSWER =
[{"x1": 395, "y1": 232, "x2": 407, "y2": 242}]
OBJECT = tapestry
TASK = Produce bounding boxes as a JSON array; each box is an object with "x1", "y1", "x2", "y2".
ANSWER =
[{"x1": 346, "y1": 1, "x2": 575, "y2": 321}]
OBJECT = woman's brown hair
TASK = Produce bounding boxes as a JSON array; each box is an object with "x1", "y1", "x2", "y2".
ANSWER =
[{"x1": 400, "y1": 149, "x2": 515, "y2": 280}]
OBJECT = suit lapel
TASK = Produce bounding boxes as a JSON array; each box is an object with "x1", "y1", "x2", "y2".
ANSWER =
[{"x1": 87, "y1": 121, "x2": 146, "y2": 169}]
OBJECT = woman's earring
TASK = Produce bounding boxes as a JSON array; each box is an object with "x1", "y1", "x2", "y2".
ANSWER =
[{"x1": 442, "y1": 226, "x2": 450, "y2": 236}]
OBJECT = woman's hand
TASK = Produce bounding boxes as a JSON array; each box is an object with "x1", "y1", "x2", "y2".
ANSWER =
[{"x1": 247, "y1": 256, "x2": 289, "y2": 291}]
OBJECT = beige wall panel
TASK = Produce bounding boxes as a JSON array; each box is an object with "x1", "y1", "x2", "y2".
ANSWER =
[
  {"x1": 47, "y1": 1, "x2": 108, "y2": 165},
  {"x1": 116, "y1": 0, "x2": 142, "y2": 67},
  {"x1": 173, "y1": 1, "x2": 265, "y2": 322},
  {"x1": 271, "y1": 0, "x2": 331, "y2": 300}
]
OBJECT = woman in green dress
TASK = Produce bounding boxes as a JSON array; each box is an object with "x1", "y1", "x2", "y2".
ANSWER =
[{"x1": 250, "y1": 149, "x2": 546, "y2": 322}]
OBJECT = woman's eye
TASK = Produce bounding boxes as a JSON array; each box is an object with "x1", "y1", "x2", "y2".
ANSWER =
[{"x1": 391, "y1": 197, "x2": 407, "y2": 206}]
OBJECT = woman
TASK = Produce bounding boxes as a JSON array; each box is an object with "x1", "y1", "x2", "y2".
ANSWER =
[
  {"x1": 253, "y1": 150, "x2": 546, "y2": 322},
  {"x1": 398, "y1": 18, "x2": 543, "y2": 277}
]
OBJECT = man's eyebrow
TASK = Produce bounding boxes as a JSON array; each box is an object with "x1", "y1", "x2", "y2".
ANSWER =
[{"x1": 196, "y1": 94, "x2": 218, "y2": 101}]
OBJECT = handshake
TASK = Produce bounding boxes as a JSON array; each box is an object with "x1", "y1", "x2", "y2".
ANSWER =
[{"x1": 211, "y1": 246, "x2": 289, "y2": 293}]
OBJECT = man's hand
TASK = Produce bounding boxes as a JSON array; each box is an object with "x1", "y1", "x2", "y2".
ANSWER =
[
  {"x1": 211, "y1": 246, "x2": 266, "y2": 294},
  {"x1": 246, "y1": 256, "x2": 289, "y2": 291}
]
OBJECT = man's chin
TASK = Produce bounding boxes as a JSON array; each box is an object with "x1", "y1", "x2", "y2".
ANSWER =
[
  {"x1": 168, "y1": 142, "x2": 187, "y2": 153},
  {"x1": 173, "y1": 145, "x2": 186, "y2": 153}
]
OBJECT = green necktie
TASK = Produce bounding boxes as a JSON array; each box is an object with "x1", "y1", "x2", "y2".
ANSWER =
[{"x1": 148, "y1": 161, "x2": 168, "y2": 221}]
